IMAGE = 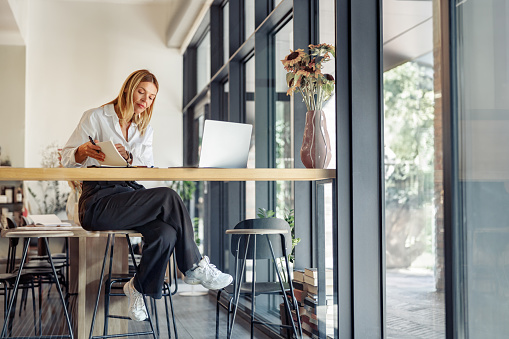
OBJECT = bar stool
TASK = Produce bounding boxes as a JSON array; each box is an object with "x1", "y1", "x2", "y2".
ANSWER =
[
  {"x1": 219, "y1": 218, "x2": 302, "y2": 339},
  {"x1": 0, "y1": 230, "x2": 74, "y2": 339},
  {"x1": 89, "y1": 230, "x2": 177, "y2": 339}
]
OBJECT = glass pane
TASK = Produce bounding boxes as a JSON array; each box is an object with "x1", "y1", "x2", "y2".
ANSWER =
[
  {"x1": 244, "y1": 0, "x2": 255, "y2": 39},
  {"x1": 274, "y1": 19, "x2": 293, "y2": 217},
  {"x1": 319, "y1": 0, "x2": 336, "y2": 169},
  {"x1": 223, "y1": 2, "x2": 229, "y2": 65},
  {"x1": 383, "y1": 1, "x2": 445, "y2": 337},
  {"x1": 454, "y1": 1, "x2": 509, "y2": 337},
  {"x1": 197, "y1": 30, "x2": 211, "y2": 93},
  {"x1": 245, "y1": 55, "x2": 256, "y2": 219}
]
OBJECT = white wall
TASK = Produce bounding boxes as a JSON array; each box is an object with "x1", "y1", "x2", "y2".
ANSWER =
[
  {"x1": 0, "y1": 45, "x2": 25, "y2": 167},
  {"x1": 24, "y1": 0, "x2": 183, "y2": 168}
]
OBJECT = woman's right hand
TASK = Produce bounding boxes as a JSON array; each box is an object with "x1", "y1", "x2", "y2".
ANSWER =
[{"x1": 75, "y1": 140, "x2": 105, "y2": 163}]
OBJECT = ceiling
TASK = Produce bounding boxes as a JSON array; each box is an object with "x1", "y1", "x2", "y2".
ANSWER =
[
  {"x1": 0, "y1": 0, "x2": 23, "y2": 45},
  {"x1": 0, "y1": 0, "x2": 433, "y2": 69},
  {"x1": 383, "y1": 0, "x2": 433, "y2": 70},
  {"x1": 0, "y1": 0, "x2": 210, "y2": 50}
]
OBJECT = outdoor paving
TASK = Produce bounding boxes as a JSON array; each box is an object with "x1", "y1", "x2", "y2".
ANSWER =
[{"x1": 386, "y1": 268, "x2": 445, "y2": 339}]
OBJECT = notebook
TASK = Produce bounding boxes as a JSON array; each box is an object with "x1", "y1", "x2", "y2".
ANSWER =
[{"x1": 196, "y1": 120, "x2": 253, "y2": 168}]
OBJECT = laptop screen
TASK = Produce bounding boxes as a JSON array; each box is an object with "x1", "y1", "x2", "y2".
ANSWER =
[{"x1": 198, "y1": 120, "x2": 253, "y2": 168}]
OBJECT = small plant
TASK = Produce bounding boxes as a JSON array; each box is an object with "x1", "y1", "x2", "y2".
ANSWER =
[
  {"x1": 192, "y1": 217, "x2": 201, "y2": 246},
  {"x1": 166, "y1": 181, "x2": 196, "y2": 201}
]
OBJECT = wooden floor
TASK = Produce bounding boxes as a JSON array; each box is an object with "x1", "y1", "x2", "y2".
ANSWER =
[{"x1": 0, "y1": 281, "x2": 275, "y2": 339}]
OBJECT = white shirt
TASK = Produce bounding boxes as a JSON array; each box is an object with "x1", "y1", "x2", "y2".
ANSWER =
[{"x1": 61, "y1": 104, "x2": 154, "y2": 168}]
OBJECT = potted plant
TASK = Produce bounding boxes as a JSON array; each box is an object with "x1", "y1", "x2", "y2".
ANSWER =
[{"x1": 281, "y1": 43, "x2": 335, "y2": 169}]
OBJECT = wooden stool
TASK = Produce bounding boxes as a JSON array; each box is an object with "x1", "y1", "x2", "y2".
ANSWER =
[{"x1": 0, "y1": 230, "x2": 74, "y2": 339}]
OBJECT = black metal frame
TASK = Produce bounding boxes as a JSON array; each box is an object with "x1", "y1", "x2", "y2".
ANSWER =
[
  {"x1": 335, "y1": 0, "x2": 384, "y2": 338},
  {"x1": 89, "y1": 234, "x2": 158, "y2": 339},
  {"x1": 1, "y1": 237, "x2": 73, "y2": 339},
  {"x1": 445, "y1": 1, "x2": 462, "y2": 338}
]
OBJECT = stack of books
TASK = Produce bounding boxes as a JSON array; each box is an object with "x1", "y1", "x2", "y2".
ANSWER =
[{"x1": 298, "y1": 268, "x2": 334, "y2": 338}]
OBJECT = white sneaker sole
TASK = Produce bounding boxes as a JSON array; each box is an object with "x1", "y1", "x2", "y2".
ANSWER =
[
  {"x1": 200, "y1": 276, "x2": 233, "y2": 290},
  {"x1": 183, "y1": 277, "x2": 201, "y2": 285}
]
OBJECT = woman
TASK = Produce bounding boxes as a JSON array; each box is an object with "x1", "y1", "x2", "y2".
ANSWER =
[{"x1": 62, "y1": 69, "x2": 232, "y2": 321}]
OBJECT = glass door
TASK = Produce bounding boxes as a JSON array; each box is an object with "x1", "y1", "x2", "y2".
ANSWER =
[{"x1": 452, "y1": 1, "x2": 509, "y2": 337}]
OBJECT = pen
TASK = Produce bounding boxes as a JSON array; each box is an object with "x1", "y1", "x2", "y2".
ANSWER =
[{"x1": 89, "y1": 136, "x2": 100, "y2": 153}]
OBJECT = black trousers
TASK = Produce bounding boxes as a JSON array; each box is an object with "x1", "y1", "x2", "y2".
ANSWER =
[{"x1": 79, "y1": 181, "x2": 202, "y2": 298}]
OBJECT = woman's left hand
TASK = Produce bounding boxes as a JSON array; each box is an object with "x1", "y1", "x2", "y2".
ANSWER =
[{"x1": 115, "y1": 144, "x2": 130, "y2": 162}]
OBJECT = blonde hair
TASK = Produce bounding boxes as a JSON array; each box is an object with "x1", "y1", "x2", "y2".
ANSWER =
[{"x1": 105, "y1": 69, "x2": 159, "y2": 135}]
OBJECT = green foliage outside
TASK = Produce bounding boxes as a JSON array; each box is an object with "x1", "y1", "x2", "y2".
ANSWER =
[
  {"x1": 384, "y1": 61, "x2": 435, "y2": 266},
  {"x1": 384, "y1": 61, "x2": 434, "y2": 208},
  {"x1": 257, "y1": 207, "x2": 300, "y2": 263},
  {"x1": 166, "y1": 181, "x2": 196, "y2": 202}
]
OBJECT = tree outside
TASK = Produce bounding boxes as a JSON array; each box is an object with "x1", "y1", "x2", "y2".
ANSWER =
[{"x1": 384, "y1": 61, "x2": 435, "y2": 269}]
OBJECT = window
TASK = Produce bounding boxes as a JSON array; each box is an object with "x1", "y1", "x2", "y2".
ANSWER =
[
  {"x1": 244, "y1": 0, "x2": 255, "y2": 39},
  {"x1": 274, "y1": 19, "x2": 294, "y2": 217},
  {"x1": 383, "y1": 1, "x2": 444, "y2": 337},
  {"x1": 197, "y1": 31, "x2": 211, "y2": 93},
  {"x1": 452, "y1": 0, "x2": 509, "y2": 336},
  {"x1": 223, "y1": 2, "x2": 229, "y2": 65}
]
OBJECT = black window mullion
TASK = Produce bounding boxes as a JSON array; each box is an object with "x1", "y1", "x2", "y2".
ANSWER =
[
  {"x1": 255, "y1": 0, "x2": 271, "y2": 28},
  {"x1": 210, "y1": 4, "x2": 223, "y2": 76},
  {"x1": 336, "y1": 0, "x2": 384, "y2": 338},
  {"x1": 183, "y1": 48, "x2": 197, "y2": 108},
  {"x1": 229, "y1": 0, "x2": 243, "y2": 57},
  {"x1": 255, "y1": 29, "x2": 275, "y2": 212}
]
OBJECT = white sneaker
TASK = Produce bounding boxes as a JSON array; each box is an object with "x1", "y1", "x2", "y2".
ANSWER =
[
  {"x1": 184, "y1": 256, "x2": 233, "y2": 290},
  {"x1": 123, "y1": 277, "x2": 148, "y2": 321}
]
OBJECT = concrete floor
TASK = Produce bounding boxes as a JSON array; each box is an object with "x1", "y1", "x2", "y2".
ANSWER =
[{"x1": 386, "y1": 268, "x2": 445, "y2": 339}]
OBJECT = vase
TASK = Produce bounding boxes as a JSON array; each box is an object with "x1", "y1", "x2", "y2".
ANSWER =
[{"x1": 300, "y1": 110, "x2": 331, "y2": 169}]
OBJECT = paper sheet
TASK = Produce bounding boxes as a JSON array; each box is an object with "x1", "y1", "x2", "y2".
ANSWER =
[{"x1": 96, "y1": 140, "x2": 128, "y2": 167}]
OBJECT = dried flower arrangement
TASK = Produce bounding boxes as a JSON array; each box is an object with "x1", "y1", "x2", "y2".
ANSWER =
[{"x1": 281, "y1": 43, "x2": 336, "y2": 111}]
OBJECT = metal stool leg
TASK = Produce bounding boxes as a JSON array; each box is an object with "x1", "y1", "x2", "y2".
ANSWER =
[
  {"x1": 228, "y1": 234, "x2": 250, "y2": 339},
  {"x1": 89, "y1": 234, "x2": 112, "y2": 339},
  {"x1": 1, "y1": 238, "x2": 29, "y2": 338},
  {"x1": 168, "y1": 284, "x2": 178, "y2": 338},
  {"x1": 103, "y1": 235, "x2": 116, "y2": 336},
  {"x1": 267, "y1": 234, "x2": 301, "y2": 339},
  {"x1": 126, "y1": 234, "x2": 157, "y2": 339},
  {"x1": 250, "y1": 236, "x2": 257, "y2": 338},
  {"x1": 44, "y1": 237, "x2": 74, "y2": 339}
]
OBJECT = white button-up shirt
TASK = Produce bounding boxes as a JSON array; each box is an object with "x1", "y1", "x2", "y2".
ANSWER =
[{"x1": 61, "y1": 104, "x2": 154, "y2": 168}]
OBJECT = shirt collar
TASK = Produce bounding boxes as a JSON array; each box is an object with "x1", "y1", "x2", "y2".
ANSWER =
[{"x1": 104, "y1": 103, "x2": 138, "y2": 127}]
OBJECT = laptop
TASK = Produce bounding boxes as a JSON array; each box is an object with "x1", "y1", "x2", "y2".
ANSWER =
[{"x1": 197, "y1": 120, "x2": 253, "y2": 168}]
